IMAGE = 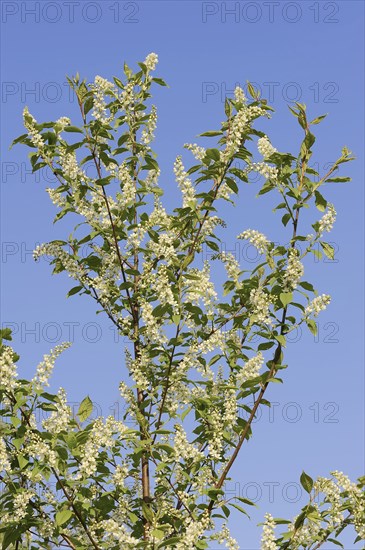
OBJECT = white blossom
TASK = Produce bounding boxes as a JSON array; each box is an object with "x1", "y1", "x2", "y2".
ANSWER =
[
  {"x1": 234, "y1": 86, "x2": 246, "y2": 103},
  {"x1": 184, "y1": 143, "x2": 206, "y2": 161},
  {"x1": 237, "y1": 229, "x2": 270, "y2": 254},
  {"x1": 261, "y1": 513, "x2": 276, "y2": 550},
  {"x1": 174, "y1": 155, "x2": 197, "y2": 208},
  {"x1": 250, "y1": 287, "x2": 272, "y2": 325},
  {"x1": 221, "y1": 104, "x2": 269, "y2": 162},
  {"x1": 76, "y1": 416, "x2": 127, "y2": 479},
  {"x1": 144, "y1": 52, "x2": 158, "y2": 71},
  {"x1": 0, "y1": 437, "x2": 11, "y2": 472},
  {"x1": 250, "y1": 161, "x2": 278, "y2": 181},
  {"x1": 283, "y1": 248, "x2": 304, "y2": 290},
  {"x1": 305, "y1": 294, "x2": 331, "y2": 318},
  {"x1": 318, "y1": 204, "x2": 336, "y2": 235},
  {"x1": 258, "y1": 135, "x2": 277, "y2": 158},
  {"x1": 42, "y1": 387, "x2": 72, "y2": 433},
  {"x1": 91, "y1": 75, "x2": 116, "y2": 123},
  {"x1": 221, "y1": 251, "x2": 241, "y2": 283},
  {"x1": 32, "y1": 342, "x2": 71, "y2": 390},
  {"x1": 185, "y1": 262, "x2": 217, "y2": 315},
  {"x1": 237, "y1": 352, "x2": 264, "y2": 385},
  {"x1": 141, "y1": 105, "x2": 157, "y2": 144},
  {"x1": 55, "y1": 116, "x2": 71, "y2": 131},
  {"x1": 0, "y1": 345, "x2": 18, "y2": 390},
  {"x1": 174, "y1": 425, "x2": 204, "y2": 463}
]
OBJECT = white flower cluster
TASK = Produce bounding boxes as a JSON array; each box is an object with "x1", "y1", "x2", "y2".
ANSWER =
[
  {"x1": 305, "y1": 294, "x2": 331, "y2": 318},
  {"x1": 260, "y1": 513, "x2": 276, "y2": 550},
  {"x1": 77, "y1": 416, "x2": 126, "y2": 479},
  {"x1": 55, "y1": 116, "x2": 71, "y2": 130},
  {"x1": 174, "y1": 425, "x2": 204, "y2": 463},
  {"x1": 154, "y1": 264, "x2": 179, "y2": 313},
  {"x1": 258, "y1": 135, "x2": 277, "y2": 158},
  {"x1": 237, "y1": 352, "x2": 264, "y2": 385},
  {"x1": 176, "y1": 512, "x2": 211, "y2": 550},
  {"x1": 98, "y1": 519, "x2": 139, "y2": 546},
  {"x1": 125, "y1": 223, "x2": 147, "y2": 250},
  {"x1": 213, "y1": 524, "x2": 240, "y2": 550},
  {"x1": 174, "y1": 155, "x2": 197, "y2": 208},
  {"x1": 33, "y1": 242, "x2": 86, "y2": 281},
  {"x1": 234, "y1": 86, "x2": 246, "y2": 103},
  {"x1": 318, "y1": 204, "x2": 336, "y2": 235},
  {"x1": 217, "y1": 182, "x2": 233, "y2": 201},
  {"x1": 250, "y1": 161, "x2": 278, "y2": 181},
  {"x1": 46, "y1": 187, "x2": 67, "y2": 208},
  {"x1": 5, "y1": 489, "x2": 35, "y2": 522},
  {"x1": 283, "y1": 248, "x2": 304, "y2": 290},
  {"x1": 140, "y1": 299, "x2": 167, "y2": 344},
  {"x1": 237, "y1": 229, "x2": 270, "y2": 254},
  {"x1": 149, "y1": 232, "x2": 179, "y2": 265},
  {"x1": 221, "y1": 103, "x2": 268, "y2": 162},
  {"x1": 23, "y1": 107, "x2": 45, "y2": 151},
  {"x1": 144, "y1": 52, "x2": 158, "y2": 71},
  {"x1": 250, "y1": 287, "x2": 272, "y2": 326},
  {"x1": 0, "y1": 345, "x2": 18, "y2": 390},
  {"x1": 199, "y1": 215, "x2": 221, "y2": 240},
  {"x1": 185, "y1": 262, "x2": 218, "y2": 316},
  {"x1": 148, "y1": 199, "x2": 171, "y2": 228},
  {"x1": 113, "y1": 463, "x2": 129, "y2": 488},
  {"x1": 89, "y1": 246, "x2": 120, "y2": 302},
  {"x1": 26, "y1": 433, "x2": 57, "y2": 468},
  {"x1": 42, "y1": 387, "x2": 71, "y2": 433},
  {"x1": 184, "y1": 143, "x2": 206, "y2": 161},
  {"x1": 91, "y1": 75, "x2": 116, "y2": 123},
  {"x1": 0, "y1": 437, "x2": 11, "y2": 472},
  {"x1": 141, "y1": 105, "x2": 157, "y2": 144},
  {"x1": 144, "y1": 167, "x2": 161, "y2": 190},
  {"x1": 332, "y1": 471, "x2": 365, "y2": 539},
  {"x1": 59, "y1": 146, "x2": 85, "y2": 182},
  {"x1": 314, "y1": 476, "x2": 343, "y2": 528},
  {"x1": 32, "y1": 342, "x2": 71, "y2": 390},
  {"x1": 221, "y1": 251, "x2": 241, "y2": 283},
  {"x1": 120, "y1": 81, "x2": 135, "y2": 109},
  {"x1": 127, "y1": 348, "x2": 150, "y2": 391},
  {"x1": 287, "y1": 506, "x2": 321, "y2": 548}
]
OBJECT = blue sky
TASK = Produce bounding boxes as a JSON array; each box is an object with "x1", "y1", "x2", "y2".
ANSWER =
[{"x1": 1, "y1": 1, "x2": 364, "y2": 548}]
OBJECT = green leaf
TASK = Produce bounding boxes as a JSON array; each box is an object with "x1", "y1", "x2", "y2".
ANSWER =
[
  {"x1": 258, "y1": 341, "x2": 275, "y2": 351},
  {"x1": 325, "y1": 177, "x2": 351, "y2": 183},
  {"x1": 67, "y1": 285, "x2": 83, "y2": 297},
  {"x1": 205, "y1": 148, "x2": 220, "y2": 161},
  {"x1": 300, "y1": 471, "x2": 314, "y2": 493},
  {"x1": 63, "y1": 126, "x2": 83, "y2": 134},
  {"x1": 142, "y1": 501, "x2": 154, "y2": 522},
  {"x1": 304, "y1": 131, "x2": 316, "y2": 150},
  {"x1": 55, "y1": 509, "x2": 72, "y2": 526},
  {"x1": 199, "y1": 131, "x2": 223, "y2": 137},
  {"x1": 77, "y1": 396, "x2": 93, "y2": 422},
  {"x1": 320, "y1": 242, "x2": 335, "y2": 260},
  {"x1": 306, "y1": 319, "x2": 317, "y2": 336},
  {"x1": 310, "y1": 114, "x2": 327, "y2": 125},
  {"x1": 275, "y1": 334, "x2": 286, "y2": 347},
  {"x1": 279, "y1": 292, "x2": 293, "y2": 307},
  {"x1": 281, "y1": 213, "x2": 291, "y2": 227},
  {"x1": 314, "y1": 190, "x2": 327, "y2": 212},
  {"x1": 152, "y1": 77, "x2": 168, "y2": 87}
]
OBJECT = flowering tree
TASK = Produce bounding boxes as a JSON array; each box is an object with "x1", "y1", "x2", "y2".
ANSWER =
[{"x1": 1, "y1": 54, "x2": 364, "y2": 549}]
